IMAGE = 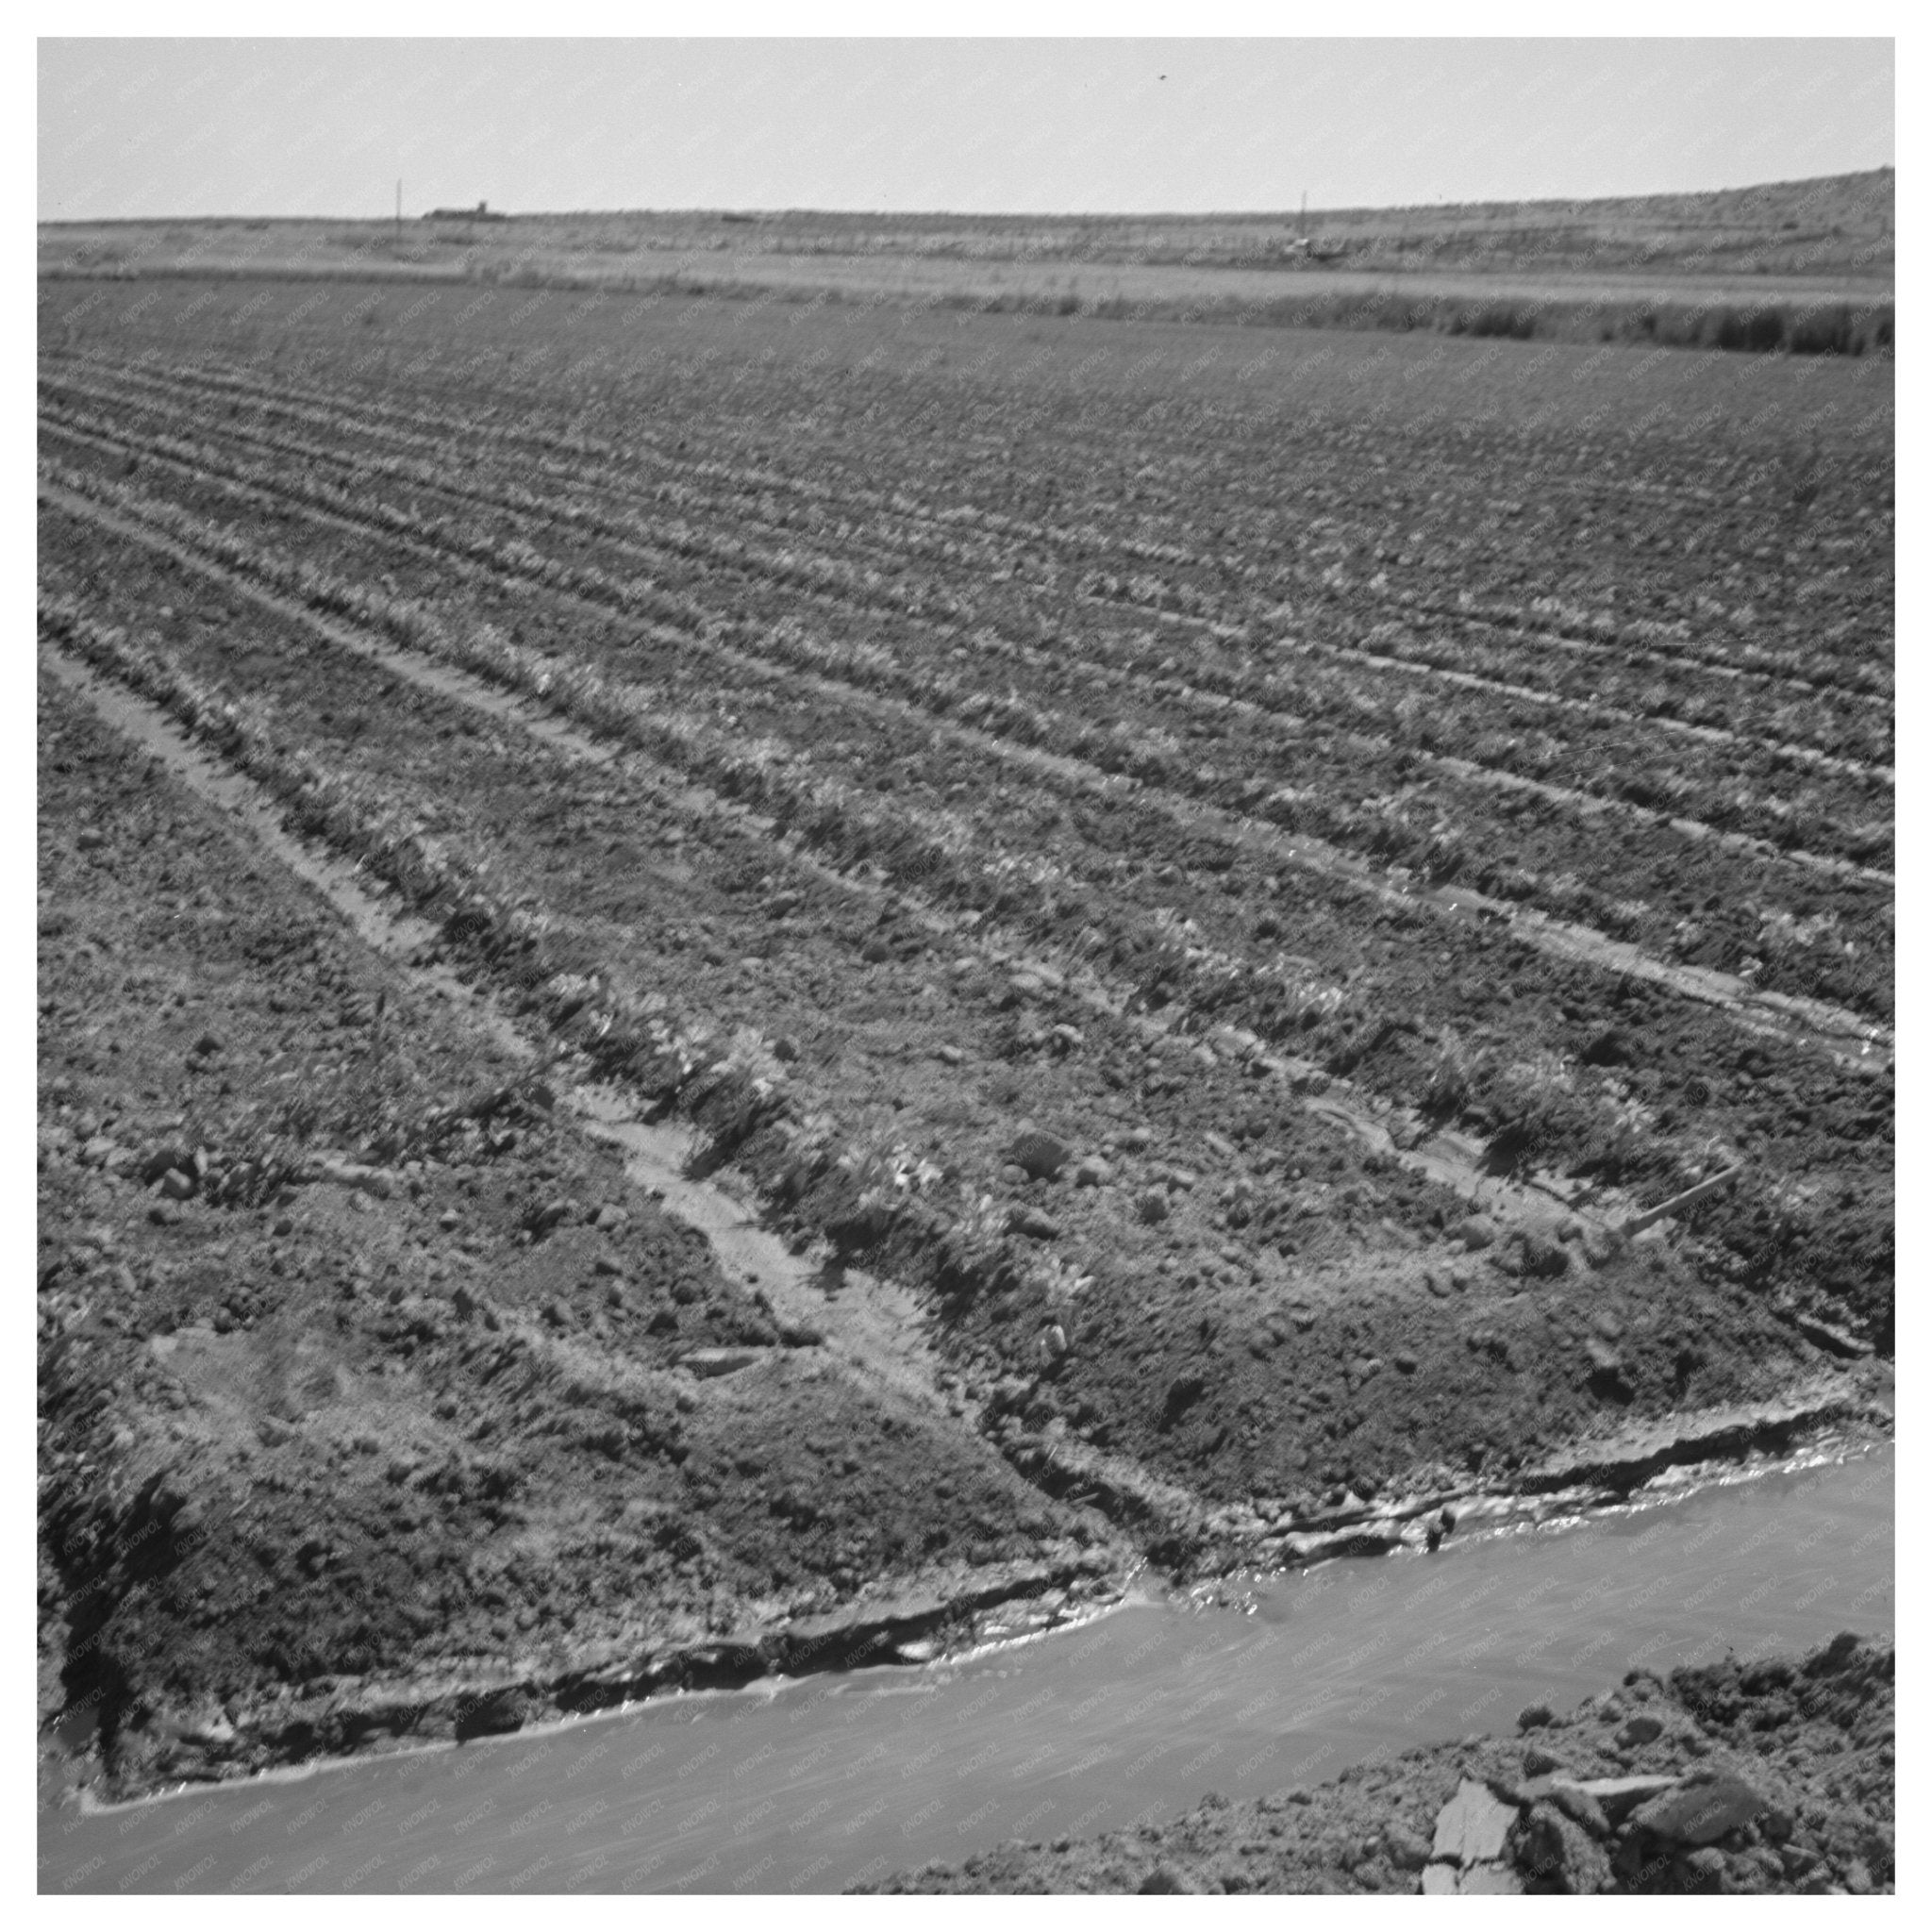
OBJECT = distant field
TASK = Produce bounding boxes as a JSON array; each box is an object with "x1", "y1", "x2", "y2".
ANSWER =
[
  {"x1": 35, "y1": 273, "x2": 1896, "y2": 441},
  {"x1": 39, "y1": 169, "x2": 1895, "y2": 356}
]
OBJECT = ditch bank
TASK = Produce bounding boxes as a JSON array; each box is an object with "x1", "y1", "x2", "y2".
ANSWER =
[{"x1": 42, "y1": 1441, "x2": 1893, "y2": 1893}]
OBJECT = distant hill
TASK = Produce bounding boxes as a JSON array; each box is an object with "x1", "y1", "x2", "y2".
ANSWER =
[
  {"x1": 1283, "y1": 168, "x2": 1893, "y2": 278},
  {"x1": 1402, "y1": 165, "x2": 1893, "y2": 233}
]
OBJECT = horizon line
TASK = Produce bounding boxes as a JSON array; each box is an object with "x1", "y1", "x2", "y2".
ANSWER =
[{"x1": 38, "y1": 164, "x2": 1896, "y2": 231}]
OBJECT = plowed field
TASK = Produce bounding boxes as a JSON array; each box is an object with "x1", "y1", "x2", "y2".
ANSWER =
[{"x1": 39, "y1": 277, "x2": 1892, "y2": 1799}]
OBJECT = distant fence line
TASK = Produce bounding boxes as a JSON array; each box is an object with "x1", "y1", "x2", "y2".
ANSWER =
[{"x1": 38, "y1": 261, "x2": 1893, "y2": 358}]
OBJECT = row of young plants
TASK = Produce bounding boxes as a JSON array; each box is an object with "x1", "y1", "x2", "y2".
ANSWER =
[
  {"x1": 80, "y1": 361, "x2": 1894, "y2": 798},
  {"x1": 42, "y1": 442, "x2": 1894, "y2": 1028},
  {"x1": 37, "y1": 588, "x2": 1501, "y2": 1471},
  {"x1": 32, "y1": 592, "x2": 1083, "y2": 1350},
  {"x1": 53, "y1": 529, "x2": 1893, "y2": 1359},
  {"x1": 42, "y1": 478, "x2": 1442, "y2": 1081},
  {"x1": 154, "y1": 347, "x2": 1901, "y2": 717},
  {"x1": 42, "y1": 370, "x2": 1024, "y2": 641},
  {"x1": 1007, "y1": 384, "x2": 1890, "y2": 648},
  {"x1": 40, "y1": 490, "x2": 1890, "y2": 1343},
  {"x1": 42, "y1": 351, "x2": 1895, "y2": 924},
  {"x1": 49, "y1": 349, "x2": 1893, "y2": 719},
  {"x1": 107, "y1": 337, "x2": 1898, "y2": 723},
  {"x1": 47, "y1": 425, "x2": 1896, "y2": 1029},
  {"x1": 38, "y1": 383, "x2": 1896, "y2": 900},
  {"x1": 46, "y1": 351, "x2": 974, "y2": 579},
  {"x1": 49, "y1": 352, "x2": 1027, "y2": 594},
  {"x1": 1073, "y1": 563, "x2": 1888, "y2": 776},
  {"x1": 39, "y1": 587, "x2": 1562, "y2": 1544},
  {"x1": 1385, "y1": 591, "x2": 1892, "y2": 705},
  {"x1": 1056, "y1": 463, "x2": 1890, "y2": 691},
  {"x1": 1324, "y1": 618, "x2": 1887, "y2": 769},
  {"x1": 37, "y1": 326, "x2": 1893, "y2": 1274}
]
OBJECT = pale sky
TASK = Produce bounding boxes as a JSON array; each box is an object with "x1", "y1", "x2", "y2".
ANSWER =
[{"x1": 38, "y1": 37, "x2": 1894, "y2": 223}]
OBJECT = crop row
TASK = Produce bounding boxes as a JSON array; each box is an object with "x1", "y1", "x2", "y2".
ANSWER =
[
  {"x1": 44, "y1": 360, "x2": 1894, "y2": 791},
  {"x1": 42, "y1": 435, "x2": 1895, "y2": 1034},
  {"x1": 46, "y1": 347, "x2": 1893, "y2": 708},
  {"x1": 40, "y1": 490, "x2": 1892, "y2": 1344},
  {"x1": 40, "y1": 374, "x2": 1899, "y2": 866},
  {"x1": 55, "y1": 581, "x2": 1843, "y2": 1532},
  {"x1": 41, "y1": 393, "x2": 1896, "y2": 1013},
  {"x1": 39, "y1": 584, "x2": 1507, "y2": 1414},
  {"x1": 1384, "y1": 593, "x2": 1890, "y2": 706},
  {"x1": 42, "y1": 412, "x2": 1895, "y2": 1038},
  {"x1": 62, "y1": 345, "x2": 1895, "y2": 705}
]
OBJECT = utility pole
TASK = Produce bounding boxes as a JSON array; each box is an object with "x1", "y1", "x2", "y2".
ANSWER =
[{"x1": 395, "y1": 179, "x2": 402, "y2": 249}]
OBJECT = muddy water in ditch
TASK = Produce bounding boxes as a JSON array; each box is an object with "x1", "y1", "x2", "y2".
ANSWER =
[{"x1": 42, "y1": 1441, "x2": 1890, "y2": 1895}]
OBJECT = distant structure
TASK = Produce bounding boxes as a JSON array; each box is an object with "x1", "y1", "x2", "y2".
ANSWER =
[
  {"x1": 1281, "y1": 194, "x2": 1346, "y2": 262},
  {"x1": 424, "y1": 200, "x2": 507, "y2": 222},
  {"x1": 1278, "y1": 234, "x2": 1347, "y2": 262}
]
